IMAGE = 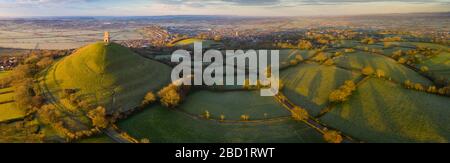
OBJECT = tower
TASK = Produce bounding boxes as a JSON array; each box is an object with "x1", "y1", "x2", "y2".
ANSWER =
[{"x1": 104, "y1": 31, "x2": 110, "y2": 43}]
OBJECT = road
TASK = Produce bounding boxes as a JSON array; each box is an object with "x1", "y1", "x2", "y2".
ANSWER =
[{"x1": 103, "y1": 126, "x2": 138, "y2": 143}]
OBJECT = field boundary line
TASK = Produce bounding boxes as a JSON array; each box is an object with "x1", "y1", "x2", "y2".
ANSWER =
[{"x1": 273, "y1": 92, "x2": 361, "y2": 143}]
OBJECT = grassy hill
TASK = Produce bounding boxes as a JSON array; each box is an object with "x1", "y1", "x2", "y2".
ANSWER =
[
  {"x1": 170, "y1": 38, "x2": 223, "y2": 49},
  {"x1": 34, "y1": 40, "x2": 449, "y2": 143},
  {"x1": 42, "y1": 42, "x2": 171, "y2": 112},
  {"x1": 320, "y1": 78, "x2": 450, "y2": 143},
  {"x1": 280, "y1": 62, "x2": 361, "y2": 116},
  {"x1": 334, "y1": 51, "x2": 433, "y2": 85}
]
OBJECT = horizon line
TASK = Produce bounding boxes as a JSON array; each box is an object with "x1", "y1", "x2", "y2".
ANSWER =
[{"x1": 0, "y1": 11, "x2": 449, "y2": 19}]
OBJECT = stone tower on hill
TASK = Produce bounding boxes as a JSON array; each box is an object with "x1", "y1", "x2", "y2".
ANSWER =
[{"x1": 104, "y1": 31, "x2": 110, "y2": 43}]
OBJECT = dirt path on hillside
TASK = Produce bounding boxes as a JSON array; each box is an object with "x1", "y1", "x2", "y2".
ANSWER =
[{"x1": 39, "y1": 61, "x2": 137, "y2": 143}]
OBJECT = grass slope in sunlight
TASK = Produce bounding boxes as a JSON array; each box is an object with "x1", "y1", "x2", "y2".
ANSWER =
[
  {"x1": 43, "y1": 42, "x2": 171, "y2": 112},
  {"x1": 321, "y1": 78, "x2": 450, "y2": 143}
]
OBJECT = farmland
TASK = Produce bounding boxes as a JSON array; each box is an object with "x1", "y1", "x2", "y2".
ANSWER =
[
  {"x1": 0, "y1": 14, "x2": 448, "y2": 143},
  {"x1": 118, "y1": 105, "x2": 324, "y2": 143},
  {"x1": 0, "y1": 102, "x2": 24, "y2": 122},
  {"x1": 418, "y1": 52, "x2": 450, "y2": 79},
  {"x1": 0, "y1": 24, "x2": 144, "y2": 50},
  {"x1": 4, "y1": 37, "x2": 447, "y2": 143},
  {"x1": 180, "y1": 90, "x2": 290, "y2": 120},
  {"x1": 0, "y1": 71, "x2": 25, "y2": 123},
  {"x1": 114, "y1": 36, "x2": 450, "y2": 143}
]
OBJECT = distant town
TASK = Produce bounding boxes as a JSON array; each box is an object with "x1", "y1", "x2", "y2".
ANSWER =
[{"x1": 0, "y1": 13, "x2": 448, "y2": 51}]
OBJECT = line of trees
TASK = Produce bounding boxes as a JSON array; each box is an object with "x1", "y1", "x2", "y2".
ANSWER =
[
  {"x1": 404, "y1": 80, "x2": 450, "y2": 96},
  {"x1": 361, "y1": 37, "x2": 376, "y2": 44},
  {"x1": 391, "y1": 47, "x2": 442, "y2": 66},
  {"x1": 3, "y1": 49, "x2": 68, "y2": 114},
  {"x1": 344, "y1": 48, "x2": 355, "y2": 53},
  {"x1": 8, "y1": 63, "x2": 46, "y2": 115},
  {"x1": 37, "y1": 104, "x2": 102, "y2": 141},
  {"x1": 329, "y1": 80, "x2": 357, "y2": 103}
]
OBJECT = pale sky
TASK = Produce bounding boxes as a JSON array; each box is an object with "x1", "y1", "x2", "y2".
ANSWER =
[{"x1": 0, "y1": 0, "x2": 449, "y2": 17}]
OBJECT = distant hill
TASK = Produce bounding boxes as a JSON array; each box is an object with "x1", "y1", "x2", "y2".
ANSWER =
[
  {"x1": 169, "y1": 38, "x2": 223, "y2": 49},
  {"x1": 43, "y1": 42, "x2": 171, "y2": 112}
]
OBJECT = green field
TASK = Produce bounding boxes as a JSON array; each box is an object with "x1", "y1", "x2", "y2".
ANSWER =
[
  {"x1": 280, "y1": 62, "x2": 361, "y2": 116},
  {"x1": 380, "y1": 46, "x2": 416, "y2": 56},
  {"x1": 119, "y1": 105, "x2": 325, "y2": 143},
  {"x1": 0, "y1": 71, "x2": 24, "y2": 122},
  {"x1": 28, "y1": 40, "x2": 450, "y2": 143},
  {"x1": 0, "y1": 102, "x2": 25, "y2": 122},
  {"x1": 180, "y1": 90, "x2": 290, "y2": 120},
  {"x1": 173, "y1": 38, "x2": 204, "y2": 46},
  {"x1": 337, "y1": 40, "x2": 362, "y2": 48},
  {"x1": 418, "y1": 52, "x2": 450, "y2": 80},
  {"x1": 334, "y1": 51, "x2": 433, "y2": 85},
  {"x1": 320, "y1": 78, "x2": 450, "y2": 143},
  {"x1": 0, "y1": 71, "x2": 11, "y2": 79},
  {"x1": 0, "y1": 92, "x2": 14, "y2": 102},
  {"x1": 0, "y1": 87, "x2": 14, "y2": 93},
  {"x1": 41, "y1": 42, "x2": 172, "y2": 112}
]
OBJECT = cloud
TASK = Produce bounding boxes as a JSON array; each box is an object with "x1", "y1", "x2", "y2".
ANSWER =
[
  {"x1": 1, "y1": 0, "x2": 448, "y2": 8},
  {"x1": 0, "y1": 0, "x2": 101, "y2": 8},
  {"x1": 297, "y1": 0, "x2": 448, "y2": 5},
  {"x1": 0, "y1": 0, "x2": 448, "y2": 16},
  {"x1": 222, "y1": 0, "x2": 281, "y2": 6},
  {"x1": 156, "y1": 0, "x2": 449, "y2": 6}
]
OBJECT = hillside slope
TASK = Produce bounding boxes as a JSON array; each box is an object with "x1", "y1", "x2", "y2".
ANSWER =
[
  {"x1": 44, "y1": 42, "x2": 171, "y2": 112},
  {"x1": 320, "y1": 78, "x2": 450, "y2": 143}
]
